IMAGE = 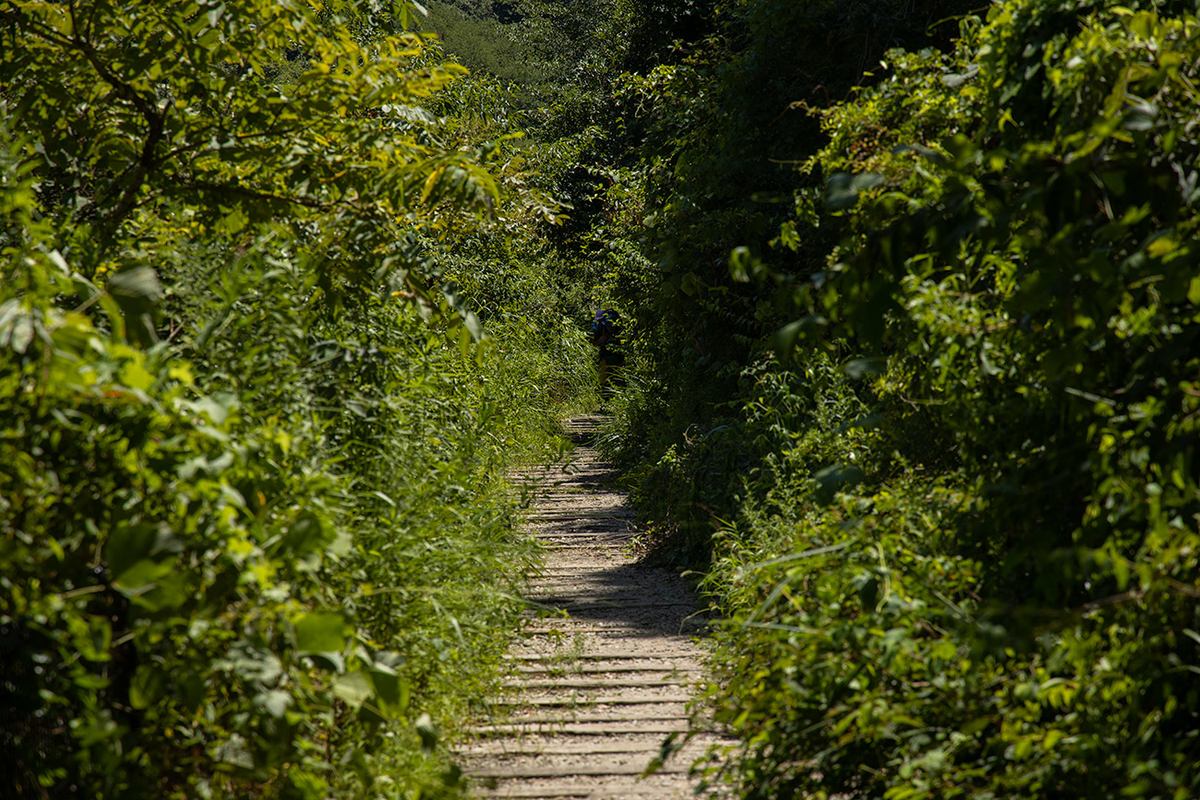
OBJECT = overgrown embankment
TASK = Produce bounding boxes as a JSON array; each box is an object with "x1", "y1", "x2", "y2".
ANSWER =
[
  {"x1": 1, "y1": 2, "x2": 595, "y2": 798},
  {"x1": 8, "y1": 0, "x2": 1200, "y2": 797},
  {"x1": 597, "y1": 1, "x2": 1200, "y2": 798}
]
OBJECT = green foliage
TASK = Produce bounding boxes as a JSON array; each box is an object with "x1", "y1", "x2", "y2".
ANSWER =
[
  {"x1": 422, "y1": 1, "x2": 543, "y2": 92},
  {"x1": 0, "y1": 2, "x2": 587, "y2": 798},
  {"x1": 619, "y1": 1, "x2": 1200, "y2": 798},
  {"x1": 1, "y1": 0, "x2": 496, "y2": 289},
  {"x1": 15, "y1": 0, "x2": 1200, "y2": 796},
  {"x1": 3, "y1": 232, "x2": 360, "y2": 798},
  {"x1": 567, "y1": 0, "x2": 1200, "y2": 797},
  {"x1": 798, "y1": 0, "x2": 1200, "y2": 606},
  {"x1": 605, "y1": 0, "x2": 976, "y2": 487}
]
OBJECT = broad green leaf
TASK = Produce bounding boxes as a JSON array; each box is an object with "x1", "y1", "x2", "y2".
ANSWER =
[
  {"x1": 369, "y1": 668, "x2": 409, "y2": 714},
  {"x1": 120, "y1": 358, "x2": 156, "y2": 391},
  {"x1": 772, "y1": 315, "x2": 825, "y2": 362},
  {"x1": 107, "y1": 266, "x2": 164, "y2": 304},
  {"x1": 825, "y1": 172, "x2": 884, "y2": 210},
  {"x1": 843, "y1": 356, "x2": 887, "y2": 380},
  {"x1": 415, "y1": 712, "x2": 438, "y2": 750},
  {"x1": 294, "y1": 612, "x2": 347, "y2": 653},
  {"x1": 332, "y1": 670, "x2": 374, "y2": 709},
  {"x1": 254, "y1": 690, "x2": 293, "y2": 719},
  {"x1": 112, "y1": 558, "x2": 177, "y2": 599},
  {"x1": 130, "y1": 664, "x2": 168, "y2": 710},
  {"x1": 213, "y1": 734, "x2": 255, "y2": 770},
  {"x1": 105, "y1": 521, "x2": 176, "y2": 577},
  {"x1": 282, "y1": 510, "x2": 330, "y2": 556},
  {"x1": 811, "y1": 465, "x2": 865, "y2": 505}
]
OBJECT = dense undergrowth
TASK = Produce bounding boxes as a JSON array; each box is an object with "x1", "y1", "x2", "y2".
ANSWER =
[
  {"x1": 7, "y1": 0, "x2": 1200, "y2": 797},
  {"x1": 595, "y1": 1, "x2": 1200, "y2": 798},
  {"x1": 1, "y1": 2, "x2": 595, "y2": 798}
]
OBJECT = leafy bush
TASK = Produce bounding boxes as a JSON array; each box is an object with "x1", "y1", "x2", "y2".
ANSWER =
[
  {"x1": 2, "y1": 241, "x2": 372, "y2": 797},
  {"x1": 675, "y1": 2, "x2": 1200, "y2": 798},
  {"x1": 0, "y1": 2, "x2": 588, "y2": 797},
  {"x1": 565, "y1": 0, "x2": 1200, "y2": 797}
]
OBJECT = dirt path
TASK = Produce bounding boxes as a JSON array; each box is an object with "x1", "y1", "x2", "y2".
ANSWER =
[{"x1": 458, "y1": 416, "x2": 728, "y2": 800}]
